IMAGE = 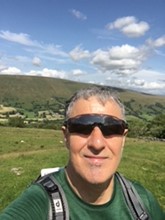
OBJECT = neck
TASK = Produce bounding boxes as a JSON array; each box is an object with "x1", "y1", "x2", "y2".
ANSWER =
[{"x1": 65, "y1": 166, "x2": 114, "y2": 205}]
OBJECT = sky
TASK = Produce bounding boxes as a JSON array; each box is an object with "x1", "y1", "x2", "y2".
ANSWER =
[{"x1": 0, "y1": 0, "x2": 165, "y2": 95}]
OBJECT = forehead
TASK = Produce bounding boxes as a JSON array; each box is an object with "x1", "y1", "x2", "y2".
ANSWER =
[{"x1": 69, "y1": 96, "x2": 123, "y2": 119}]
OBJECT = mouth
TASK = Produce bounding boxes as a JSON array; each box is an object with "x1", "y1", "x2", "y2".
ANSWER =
[{"x1": 84, "y1": 155, "x2": 108, "y2": 166}]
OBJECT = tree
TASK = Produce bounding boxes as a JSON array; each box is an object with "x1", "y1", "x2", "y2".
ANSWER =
[
  {"x1": 8, "y1": 117, "x2": 25, "y2": 128},
  {"x1": 147, "y1": 114, "x2": 165, "y2": 139},
  {"x1": 127, "y1": 117, "x2": 147, "y2": 138}
]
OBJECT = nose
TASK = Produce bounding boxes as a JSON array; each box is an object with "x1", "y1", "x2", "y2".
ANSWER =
[{"x1": 87, "y1": 126, "x2": 106, "y2": 153}]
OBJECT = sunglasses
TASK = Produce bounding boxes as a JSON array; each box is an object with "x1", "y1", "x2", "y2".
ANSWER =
[{"x1": 64, "y1": 114, "x2": 128, "y2": 136}]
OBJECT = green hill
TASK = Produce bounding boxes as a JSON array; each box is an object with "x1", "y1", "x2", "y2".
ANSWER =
[{"x1": 0, "y1": 74, "x2": 165, "y2": 119}]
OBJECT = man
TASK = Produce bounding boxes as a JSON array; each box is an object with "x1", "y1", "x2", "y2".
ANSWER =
[{"x1": 0, "y1": 86, "x2": 164, "y2": 219}]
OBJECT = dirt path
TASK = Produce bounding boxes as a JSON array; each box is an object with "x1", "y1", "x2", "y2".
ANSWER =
[{"x1": 0, "y1": 148, "x2": 62, "y2": 159}]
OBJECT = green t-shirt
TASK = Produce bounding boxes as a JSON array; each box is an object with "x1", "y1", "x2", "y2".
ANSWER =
[{"x1": 0, "y1": 169, "x2": 164, "y2": 220}]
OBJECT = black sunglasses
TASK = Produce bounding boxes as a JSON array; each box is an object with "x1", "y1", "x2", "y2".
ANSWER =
[{"x1": 64, "y1": 114, "x2": 128, "y2": 136}]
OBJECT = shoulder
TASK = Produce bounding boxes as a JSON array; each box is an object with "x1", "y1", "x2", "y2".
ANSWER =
[
  {"x1": 131, "y1": 180, "x2": 158, "y2": 203},
  {"x1": 130, "y1": 179, "x2": 165, "y2": 219},
  {"x1": 0, "y1": 184, "x2": 50, "y2": 220}
]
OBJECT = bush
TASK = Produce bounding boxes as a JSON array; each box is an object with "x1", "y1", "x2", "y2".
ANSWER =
[
  {"x1": 147, "y1": 114, "x2": 165, "y2": 138},
  {"x1": 8, "y1": 117, "x2": 25, "y2": 128}
]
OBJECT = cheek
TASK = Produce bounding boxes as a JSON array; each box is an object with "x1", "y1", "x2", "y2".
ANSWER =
[
  {"x1": 67, "y1": 135, "x2": 87, "y2": 153},
  {"x1": 107, "y1": 137, "x2": 125, "y2": 156}
]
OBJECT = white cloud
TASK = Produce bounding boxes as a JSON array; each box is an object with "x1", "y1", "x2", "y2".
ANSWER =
[
  {"x1": 0, "y1": 66, "x2": 66, "y2": 79},
  {"x1": 122, "y1": 22, "x2": 149, "y2": 37},
  {"x1": 131, "y1": 79, "x2": 165, "y2": 94},
  {"x1": 126, "y1": 69, "x2": 165, "y2": 94},
  {"x1": 72, "y1": 69, "x2": 86, "y2": 76},
  {"x1": 0, "y1": 67, "x2": 21, "y2": 75},
  {"x1": 0, "y1": 29, "x2": 165, "y2": 95},
  {"x1": 108, "y1": 44, "x2": 140, "y2": 59},
  {"x1": 91, "y1": 44, "x2": 148, "y2": 74},
  {"x1": 0, "y1": 30, "x2": 39, "y2": 46},
  {"x1": 106, "y1": 16, "x2": 150, "y2": 37},
  {"x1": 0, "y1": 30, "x2": 67, "y2": 58},
  {"x1": 133, "y1": 79, "x2": 145, "y2": 86},
  {"x1": 154, "y1": 36, "x2": 165, "y2": 47},
  {"x1": 69, "y1": 45, "x2": 90, "y2": 61},
  {"x1": 107, "y1": 16, "x2": 136, "y2": 29},
  {"x1": 32, "y1": 57, "x2": 42, "y2": 66},
  {"x1": 134, "y1": 69, "x2": 165, "y2": 82},
  {"x1": 70, "y1": 9, "x2": 87, "y2": 20},
  {"x1": 147, "y1": 35, "x2": 165, "y2": 48},
  {"x1": 27, "y1": 68, "x2": 66, "y2": 79},
  {"x1": 42, "y1": 44, "x2": 67, "y2": 57},
  {"x1": 141, "y1": 81, "x2": 165, "y2": 89}
]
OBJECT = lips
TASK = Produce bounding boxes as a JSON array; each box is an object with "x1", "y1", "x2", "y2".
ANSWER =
[
  {"x1": 85, "y1": 155, "x2": 107, "y2": 159},
  {"x1": 84, "y1": 155, "x2": 108, "y2": 165}
]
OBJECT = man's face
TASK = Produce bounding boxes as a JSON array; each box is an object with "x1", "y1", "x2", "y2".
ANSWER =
[{"x1": 63, "y1": 96, "x2": 127, "y2": 185}]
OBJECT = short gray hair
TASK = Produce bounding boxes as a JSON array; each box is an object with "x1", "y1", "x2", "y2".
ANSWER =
[{"x1": 64, "y1": 86, "x2": 126, "y2": 120}]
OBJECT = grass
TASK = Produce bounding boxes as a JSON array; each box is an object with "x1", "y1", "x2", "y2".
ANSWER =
[
  {"x1": 119, "y1": 138, "x2": 165, "y2": 209},
  {"x1": 0, "y1": 127, "x2": 164, "y2": 211}
]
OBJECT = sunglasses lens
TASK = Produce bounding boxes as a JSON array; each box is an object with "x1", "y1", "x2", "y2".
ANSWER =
[
  {"x1": 101, "y1": 124, "x2": 124, "y2": 136},
  {"x1": 65, "y1": 114, "x2": 127, "y2": 136},
  {"x1": 68, "y1": 124, "x2": 93, "y2": 135}
]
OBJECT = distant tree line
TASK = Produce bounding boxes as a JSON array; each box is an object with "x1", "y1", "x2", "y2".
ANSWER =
[
  {"x1": 7, "y1": 117, "x2": 64, "y2": 130},
  {"x1": 1, "y1": 113, "x2": 164, "y2": 139},
  {"x1": 127, "y1": 114, "x2": 165, "y2": 139},
  {"x1": 1, "y1": 97, "x2": 165, "y2": 139}
]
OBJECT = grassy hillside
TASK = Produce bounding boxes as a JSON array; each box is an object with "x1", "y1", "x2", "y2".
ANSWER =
[
  {"x1": 0, "y1": 74, "x2": 165, "y2": 118},
  {"x1": 0, "y1": 127, "x2": 164, "y2": 211},
  {"x1": 0, "y1": 75, "x2": 88, "y2": 105}
]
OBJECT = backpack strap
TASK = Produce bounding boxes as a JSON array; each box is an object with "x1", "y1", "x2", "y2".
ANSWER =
[
  {"x1": 35, "y1": 173, "x2": 69, "y2": 220},
  {"x1": 115, "y1": 172, "x2": 150, "y2": 220},
  {"x1": 35, "y1": 169, "x2": 150, "y2": 220}
]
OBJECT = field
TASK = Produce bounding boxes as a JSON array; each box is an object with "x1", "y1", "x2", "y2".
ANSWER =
[{"x1": 0, "y1": 126, "x2": 164, "y2": 211}]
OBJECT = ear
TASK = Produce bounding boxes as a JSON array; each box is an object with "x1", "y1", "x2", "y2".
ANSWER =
[
  {"x1": 62, "y1": 125, "x2": 67, "y2": 140},
  {"x1": 61, "y1": 126, "x2": 69, "y2": 149},
  {"x1": 124, "y1": 129, "x2": 128, "y2": 137},
  {"x1": 121, "y1": 129, "x2": 128, "y2": 148}
]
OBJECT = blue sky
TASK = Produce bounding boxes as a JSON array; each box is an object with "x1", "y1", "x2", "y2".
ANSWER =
[{"x1": 0, "y1": 0, "x2": 165, "y2": 95}]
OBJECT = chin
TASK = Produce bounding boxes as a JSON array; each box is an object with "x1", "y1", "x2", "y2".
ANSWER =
[{"x1": 83, "y1": 172, "x2": 112, "y2": 186}]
